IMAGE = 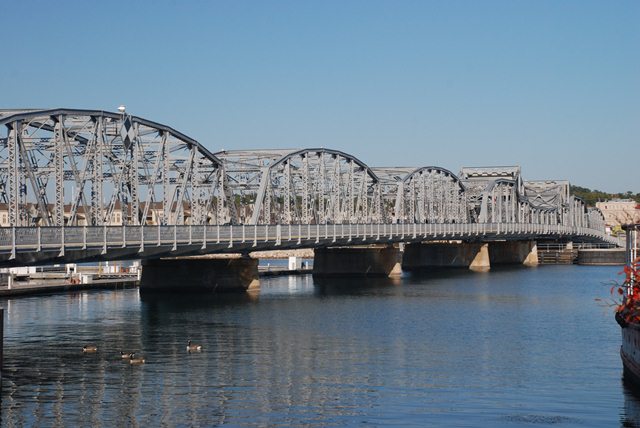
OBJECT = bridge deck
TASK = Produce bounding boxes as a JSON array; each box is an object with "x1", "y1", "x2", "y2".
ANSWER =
[{"x1": 0, "y1": 223, "x2": 619, "y2": 268}]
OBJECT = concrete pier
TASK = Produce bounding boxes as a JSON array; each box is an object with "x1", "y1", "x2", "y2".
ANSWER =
[
  {"x1": 489, "y1": 241, "x2": 538, "y2": 266},
  {"x1": 313, "y1": 245, "x2": 400, "y2": 277},
  {"x1": 402, "y1": 242, "x2": 490, "y2": 272},
  {"x1": 402, "y1": 240, "x2": 538, "y2": 272},
  {"x1": 140, "y1": 256, "x2": 259, "y2": 293}
]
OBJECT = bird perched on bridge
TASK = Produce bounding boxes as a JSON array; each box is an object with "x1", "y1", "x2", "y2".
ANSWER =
[
  {"x1": 129, "y1": 353, "x2": 146, "y2": 365},
  {"x1": 82, "y1": 345, "x2": 98, "y2": 353},
  {"x1": 187, "y1": 340, "x2": 202, "y2": 352}
]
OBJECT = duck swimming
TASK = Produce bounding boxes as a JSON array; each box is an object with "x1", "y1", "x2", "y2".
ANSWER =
[
  {"x1": 82, "y1": 345, "x2": 98, "y2": 353},
  {"x1": 187, "y1": 340, "x2": 202, "y2": 352},
  {"x1": 129, "y1": 353, "x2": 146, "y2": 365}
]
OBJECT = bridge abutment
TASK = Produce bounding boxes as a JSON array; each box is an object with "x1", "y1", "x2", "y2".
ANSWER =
[
  {"x1": 140, "y1": 256, "x2": 259, "y2": 293},
  {"x1": 312, "y1": 245, "x2": 401, "y2": 277}
]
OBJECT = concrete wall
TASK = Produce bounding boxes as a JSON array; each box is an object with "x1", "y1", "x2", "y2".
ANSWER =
[
  {"x1": 313, "y1": 245, "x2": 400, "y2": 277},
  {"x1": 577, "y1": 248, "x2": 625, "y2": 266},
  {"x1": 140, "y1": 257, "x2": 259, "y2": 293}
]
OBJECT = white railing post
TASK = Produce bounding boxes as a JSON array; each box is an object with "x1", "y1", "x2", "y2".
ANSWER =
[
  {"x1": 228, "y1": 225, "x2": 233, "y2": 248},
  {"x1": 172, "y1": 225, "x2": 177, "y2": 251},
  {"x1": 140, "y1": 225, "x2": 145, "y2": 253},
  {"x1": 37, "y1": 227, "x2": 41, "y2": 252},
  {"x1": 59, "y1": 225, "x2": 65, "y2": 257},
  {"x1": 122, "y1": 225, "x2": 127, "y2": 248},
  {"x1": 102, "y1": 225, "x2": 108, "y2": 254},
  {"x1": 83, "y1": 225, "x2": 87, "y2": 250},
  {"x1": 253, "y1": 224, "x2": 258, "y2": 247},
  {"x1": 10, "y1": 226, "x2": 16, "y2": 260}
]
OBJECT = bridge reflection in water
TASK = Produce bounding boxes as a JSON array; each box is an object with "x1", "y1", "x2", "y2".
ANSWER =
[{"x1": 0, "y1": 266, "x2": 632, "y2": 426}]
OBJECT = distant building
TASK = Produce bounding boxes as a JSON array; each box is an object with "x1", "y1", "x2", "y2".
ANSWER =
[{"x1": 595, "y1": 199, "x2": 640, "y2": 228}]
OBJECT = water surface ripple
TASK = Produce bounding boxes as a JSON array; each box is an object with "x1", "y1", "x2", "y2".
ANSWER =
[{"x1": 1, "y1": 265, "x2": 637, "y2": 426}]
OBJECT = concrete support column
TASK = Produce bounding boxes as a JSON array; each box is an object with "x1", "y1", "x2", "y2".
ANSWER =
[
  {"x1": 469, "y1": 243, "x2": 491, "y2": 272},
  {"x1": 313, "y1": 245, "x2": 400, "y2": 277},
  {"x1": 488, "y1": 241, "x2": 538, "y2": 267},
  {"x1": 402, "y1": 242, "x2": 490, "y2": 272},
  {"x1": 140, "y1": 256, "x2": 259, "y2": 293}
]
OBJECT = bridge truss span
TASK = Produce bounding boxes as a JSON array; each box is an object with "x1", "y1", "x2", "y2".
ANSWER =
[
  {"x1": 216, "y1": 148, "x2": 382, "y2": 225},
  {"x1": 374, "y1": 166, "x2": 467, "y2": 224},
  {"x1": 0, "y1": 106, "x2": 621, "y2": 266},
  {"x1": 0, "y1": 109, "x2": 232, "y2": 228}
]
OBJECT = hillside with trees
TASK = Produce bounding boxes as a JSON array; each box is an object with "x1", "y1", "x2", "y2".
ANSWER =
[{"x1": 570, "y1": 185, "x2": 640, "y2": 207}]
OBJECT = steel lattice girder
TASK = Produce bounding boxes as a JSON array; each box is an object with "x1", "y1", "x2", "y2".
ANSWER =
[
  {"x1": 373, "y1": 166, "x2": 468, "y2": 223},
  {"x1": 215, "y1": 148, "x2": 382, "y2": 224},
  {"x1": 0, "y1": 109, "x2": 229, "y2": 226},
  {"x1": 0, "y1": 107, "x2": 607, "y2": 233}
]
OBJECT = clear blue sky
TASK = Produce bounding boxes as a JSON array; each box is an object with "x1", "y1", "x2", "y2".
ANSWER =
[{"x1": 2, "y1": 1, "x2": 638, "y2": 192}]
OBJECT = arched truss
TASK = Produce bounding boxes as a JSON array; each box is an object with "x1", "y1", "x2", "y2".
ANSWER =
[
  {"x1": 215, "y1": 148, "x2": 381, "y2": 224},
  {"x1": 523, "y1": 181, "x2": 569, "y2": 209},
  {"x1": 476, "y1": 179, "x2": 557, "y2": 225},
  {"x1": 0, "y1": 109, "x2": 229, "y2": 226},
  {"x1": 373, "y1": 167, "x2": 467, "y2": 223}
]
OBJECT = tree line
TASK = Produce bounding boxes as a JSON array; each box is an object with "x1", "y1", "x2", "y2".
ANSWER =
[{"x1": 570, "y1": 185, "x2": 640, "y2": 207}]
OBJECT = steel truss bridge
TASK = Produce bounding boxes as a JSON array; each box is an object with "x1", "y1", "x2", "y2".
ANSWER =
[{"x1": 0, "y1": 108, "x2": 618, "y2": 267}]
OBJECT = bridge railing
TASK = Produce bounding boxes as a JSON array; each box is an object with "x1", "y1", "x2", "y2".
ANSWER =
[{"x1": 0, "y1": 223, "x2": 621, "y2": 267}]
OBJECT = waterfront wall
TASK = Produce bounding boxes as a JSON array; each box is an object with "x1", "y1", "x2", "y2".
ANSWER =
[{"x1": 577, "y1": 248, "x2": 625, "y2": 265}]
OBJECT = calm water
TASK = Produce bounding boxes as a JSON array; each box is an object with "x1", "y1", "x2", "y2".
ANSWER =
[{"x1": 0, "y1": 265, "x2": 638, "y2": 427}]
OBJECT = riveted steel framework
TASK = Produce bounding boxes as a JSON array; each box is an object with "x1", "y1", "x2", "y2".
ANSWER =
[
  {"x1": 0, "y1": 109, "x2": 231, "y2": 227},
  {"x1": 215, "y1": 148, "x2": 382, "y2": 224},
  {"x1": 373, "y1": 166, "x2": 467, "y2": 223},
  {"x1": 0, "y1": 108, "x2": 609, "y2": 235}
]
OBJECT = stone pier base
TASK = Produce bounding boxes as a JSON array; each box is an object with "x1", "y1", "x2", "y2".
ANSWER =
[
  {"x1": 313, "y1": 245, "x2": 400, "y2": 277},
  {"x1": 140, "y1": 256, "x2": 259, "y2": 293}
]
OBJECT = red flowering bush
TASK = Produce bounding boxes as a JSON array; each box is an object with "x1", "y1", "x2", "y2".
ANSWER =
[{"x1": 616, "y1": 257, "x2": 640, "y2": 324}]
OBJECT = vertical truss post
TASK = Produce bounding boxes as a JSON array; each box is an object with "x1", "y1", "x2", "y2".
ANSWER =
[
  {"x1": 284, "y1": 160, "x2": 291, "y2": 223},
  {"x1": 7, "y1": 123, "x2": 18, "y2": 227},
  {"x1": 53, "y1": 116, "x2": 65, "y2": 227},
  {"x1": 302, "y1": 154, "x2": 309, "y2": 223},
  {"x1": 130, "y1": 122, "x2": 140, "y2": 225}
]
